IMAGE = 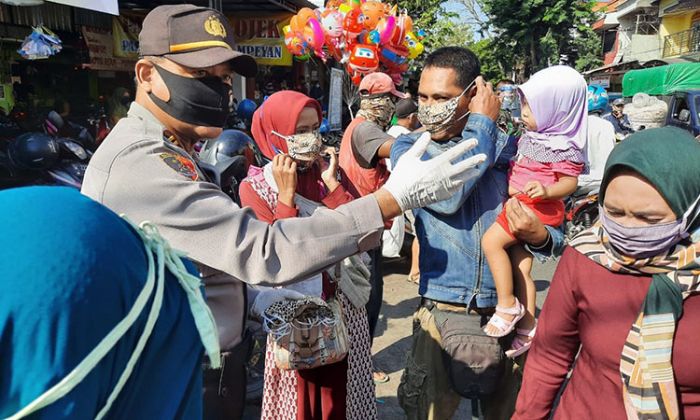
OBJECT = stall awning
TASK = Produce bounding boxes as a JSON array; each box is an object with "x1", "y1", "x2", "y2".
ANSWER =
[{"x1": 47, "y1": 0, "x2": 118, "y2": 15}]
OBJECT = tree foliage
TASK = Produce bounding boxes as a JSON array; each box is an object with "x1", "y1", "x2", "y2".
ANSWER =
[{"x1": 481, "y1": 0, "x2": 601, "y2": 78}]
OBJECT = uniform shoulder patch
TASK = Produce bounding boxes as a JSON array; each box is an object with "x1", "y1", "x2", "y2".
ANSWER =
[{"x1": 159, "y1": 153, "x2": 199, "y2": 181}]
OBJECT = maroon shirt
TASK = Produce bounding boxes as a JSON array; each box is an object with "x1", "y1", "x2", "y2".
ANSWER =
[{"x1": 514, "y1": 247, "x2": 700, "y2": 419}]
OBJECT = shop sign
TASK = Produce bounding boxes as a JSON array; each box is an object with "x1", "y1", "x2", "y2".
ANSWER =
[
  {"x1": 81, "y1": 26, "x2": 135, "y2": 72},
  {"x1": 50, "y1": 0, "x2": 119, "y2": 16},
  {"x1": 228, "y1": 13, "x2": 293, "y2": 67},
  {"x1": 589, "y1": 75, "x2": 611, "y2": 88},
  {"x1": 112, "y1": 16, "x2": 139, "y2": 59}
]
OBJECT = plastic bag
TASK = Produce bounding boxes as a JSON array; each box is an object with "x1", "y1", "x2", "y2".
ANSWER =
[
  {"x1": 18, "y1": 26, "x2": 63, "y2": 60},
  {"x1": 382, "y1": 213, "x2": 405, "y2": 258}
]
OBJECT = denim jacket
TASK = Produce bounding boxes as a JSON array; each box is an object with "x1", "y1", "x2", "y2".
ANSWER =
[{"x1": 391, "y1": 113, "x2": 564, "y2": 308}]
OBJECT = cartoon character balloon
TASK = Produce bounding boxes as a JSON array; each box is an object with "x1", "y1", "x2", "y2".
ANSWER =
[
  {"x1": 284, "y1": 25, "x2": 309, "y2": 57},
  {"x1": 360, "y1": 1, "x2": 388, "y2": 30},
  {"x1": 304, "y1": 18, "x2": 326, "y2": 61},
  {"x1": 347, "y1": 43, "x2": 380, "y2": 85},
  {"x1": 405, "y1": 31, "x2": 424, "y2": 59},
  {"x1": 343, "y1": 7, "x2": 365, "y2": 45}
]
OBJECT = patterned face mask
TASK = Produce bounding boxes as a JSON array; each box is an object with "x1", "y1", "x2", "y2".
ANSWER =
[
  {"x1": 357, "y1": 95, "x2": 395, "y2": 129},
  {"x1": 272, "y1": 130, "x2": 323, "y2": 170},
  {"x1": 417, "y1": 79, "x2": 475, "y2": 134}
]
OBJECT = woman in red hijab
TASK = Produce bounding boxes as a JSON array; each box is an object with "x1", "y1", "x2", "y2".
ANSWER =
[{"x1": 239, "y1": 91, "x2": 377, "y2": 420}]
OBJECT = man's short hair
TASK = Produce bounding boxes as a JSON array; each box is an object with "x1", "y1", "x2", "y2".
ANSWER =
[{"x1": 423, "y1": 47, "x2": 481, "y2": 90}]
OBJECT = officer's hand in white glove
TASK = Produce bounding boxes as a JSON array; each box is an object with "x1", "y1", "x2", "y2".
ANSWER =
[
  {"x1": 251, "y1": 288, "x2": 305, "y2": 318},
  {"x1": 382, "y1": 132, "x2": 486, "y2": 211}
]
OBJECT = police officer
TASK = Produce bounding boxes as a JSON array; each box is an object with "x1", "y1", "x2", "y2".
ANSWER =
[{"x1": 82, "y1": 5, "x2": 485, "y2": 418}]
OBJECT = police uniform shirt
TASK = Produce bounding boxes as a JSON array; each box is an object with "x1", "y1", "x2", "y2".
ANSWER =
[{"x1": 82, "y1": 102, "x2": 383, "y2": 349}]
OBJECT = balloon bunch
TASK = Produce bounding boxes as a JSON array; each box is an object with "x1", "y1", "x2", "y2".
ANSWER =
[{"x1": 283, "y1": 0, "x2": 425, "y2": 85}]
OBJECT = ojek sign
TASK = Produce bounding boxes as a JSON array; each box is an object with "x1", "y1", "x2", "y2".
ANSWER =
[{"x1": 228, "y1": 13, "x2": 293, "y2": 67}]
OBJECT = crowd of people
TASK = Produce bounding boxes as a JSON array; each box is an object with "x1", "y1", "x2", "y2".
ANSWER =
[{"x1": 1, "y1": 4, "x2": 699, "y2": 420}]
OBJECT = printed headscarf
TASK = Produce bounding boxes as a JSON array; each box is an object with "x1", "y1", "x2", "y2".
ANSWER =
[
  {"x1": 250, "y1": 90, "x2": 325, "y2": 201},
  {"x1": 517, "y1": 65, "x2": 588, "y2": 153},
  {"x1": 251, "y1": 90, "x2": 322, "y2": 160},
  {"x1": 570, "y1": 127, "x2": 700, "y2": 420}
]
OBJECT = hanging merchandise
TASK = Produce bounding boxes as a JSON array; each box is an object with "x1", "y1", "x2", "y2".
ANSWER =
[
  {"x1": 17, "y1": 26, "x2": 63, "y2": 60},
  {"x1": 282, "y1": 0, "x2": 425, "y2": 85}
]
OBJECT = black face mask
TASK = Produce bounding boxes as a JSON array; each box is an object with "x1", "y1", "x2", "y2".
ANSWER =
[
  {"x1": 149, "y1": 64, "x2": 231, "y2": 127},
  {"x1": 120, "y1": 96, "x2": 132, "y2": 107}
]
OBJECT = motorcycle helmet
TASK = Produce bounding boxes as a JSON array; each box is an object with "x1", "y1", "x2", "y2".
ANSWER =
[
  {"x1": 8, "y1": 132, "x2": 60, "y2": 170},
  {"x1": 237, "y1": 99, "x2": 257, "y2": 121},
  {"x1": 200, "y1": 129, "x2": 256, "y2": 168},
  {"x1": 44, "y1": 110, "x2": 64, "y2": 136},
  {"x1": 587, "y1": 84, "x2": 609, "y2": 114}
]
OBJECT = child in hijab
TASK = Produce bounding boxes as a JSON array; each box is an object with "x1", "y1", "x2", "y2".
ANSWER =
[{"x1": 482, "y1": 66, "x2": 588, "y2": 357}]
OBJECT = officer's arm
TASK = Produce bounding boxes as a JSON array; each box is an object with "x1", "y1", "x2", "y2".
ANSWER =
[{"x1": 105, "y1": 146, "x2": 383, "y2": 287}]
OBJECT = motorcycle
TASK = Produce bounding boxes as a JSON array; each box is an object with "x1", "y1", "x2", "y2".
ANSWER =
[
  {"x1": 564, "y1": 188, "x2": 599, "y2": 242},
  {"x1": 2, "y1": 131, "x2": 91, "y2": 190}
]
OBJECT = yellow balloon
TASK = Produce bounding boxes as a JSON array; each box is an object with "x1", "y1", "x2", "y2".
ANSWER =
[
  {"x1": 282, "y1": 25, "x2": 291, "y2": 35},
  {"x1": 338, "y1": 4, "x2": 351, "y2": 15},
  {"x1": 405, "y1": 31, "x2": 424, "y2": 59}
]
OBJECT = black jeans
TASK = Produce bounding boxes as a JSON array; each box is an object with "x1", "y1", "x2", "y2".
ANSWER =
[
  {"x1": 365, "y1": 246, "x2": 384, "y2": 344},
  {"x1": 202, "y1": 330, "x2": 252, "y2": 420}
]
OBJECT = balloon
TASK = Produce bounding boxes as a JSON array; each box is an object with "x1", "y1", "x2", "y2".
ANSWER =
[
  {"x1": 343, "y1": 8, "x2": 365, "y2": 43},
  {"x1": 405, "y1": 31, "x2": 424, "y2": 59},
  {"x1": 284, "y1": 30, "x2": 309, "y2": 56},
  {"x1": 390, "y1": 13, "x2": 412, "y2": 47},
  {"x1": 304, "y1": 18, "x2": 326, "y2": 60},
  {"x1": 376, "y1": 16, "x2": 396, "y2": 45},
  {"x1": 361, "y1": 1, "x2": 388, "y2": 30},
  {"x1": 338, "y1": 3, "x2": 352, "y2": 15},
  {"x1": 320, "y1": 9, "x2": 344, "y2": 39},
  {"x1": 347, "y1": 43, "x2": 379, "y2": 85},
  {"x1": 290, "y1": 7, "x2": 316, "y2": 33}
]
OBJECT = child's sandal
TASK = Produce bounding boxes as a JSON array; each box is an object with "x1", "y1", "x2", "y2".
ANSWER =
[
  {"x1": 483, "y1": 298, "x2": 525, "y2": 338},
  {"x1": 505, "y1": 326, "x2": 537, "y2": 359}
]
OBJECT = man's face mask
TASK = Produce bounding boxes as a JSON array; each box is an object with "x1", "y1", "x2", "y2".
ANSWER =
[
  {"x1": 358, "y1": 95, "x2": 395, "y2": 129},
  {"x1": 272, "y1": 130, "x2": 323, "y2": 171},
  {"x1": 417, "y1": 79, "x2": 475, "y2": 135},
  {"x1": 149, "y1": 64, "x2": 231, "y2": 128}
]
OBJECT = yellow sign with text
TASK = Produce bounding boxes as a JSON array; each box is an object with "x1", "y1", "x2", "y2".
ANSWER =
[{"x1": 228, "y1": 13, "x2": 293, "y2": 67}]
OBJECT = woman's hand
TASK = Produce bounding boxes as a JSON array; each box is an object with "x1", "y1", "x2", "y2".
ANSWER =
[
  {"x1": 321, "y1": 147, "x2": 340, "y2": 192},
  {"x1": 272, "y1": 154, "x2": 297, "y2": 207},
  {"x1": 524, "y1": 181, "x2": 548, "y2": 199}
]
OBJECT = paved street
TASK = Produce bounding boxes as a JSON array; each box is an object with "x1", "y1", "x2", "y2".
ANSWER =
[{"x1": 371, "y1": 256, "x2": 557, "y2": 419}]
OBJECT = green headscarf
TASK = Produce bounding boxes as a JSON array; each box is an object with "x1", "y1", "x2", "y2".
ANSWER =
[
  {"x1": 572, "y1": 127, "x2": 700, "y2": 419},
  {"x1": 599, "y1": 126, "x2": 700, "y2": 228}
]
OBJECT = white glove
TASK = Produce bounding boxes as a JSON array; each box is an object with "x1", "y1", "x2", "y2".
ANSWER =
[
  {"x1": 383, "y1": 132, "x2": 487, "y2": 211},
  {"x1": 251, "y1": 288, "x2": 305, "y2": 318}
]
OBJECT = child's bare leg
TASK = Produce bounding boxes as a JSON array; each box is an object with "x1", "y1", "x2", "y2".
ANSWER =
[
  {"x1": 509, "y1": 245, "x2": 536, "y2": 332},
  {"x1": 482, "y1": 223, "x2": 519, "y2": 336}
]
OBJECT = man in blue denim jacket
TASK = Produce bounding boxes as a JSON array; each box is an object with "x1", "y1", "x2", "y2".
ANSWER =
[{"x1": 392, "y1": 47, "x2": 565, "y2": 420}]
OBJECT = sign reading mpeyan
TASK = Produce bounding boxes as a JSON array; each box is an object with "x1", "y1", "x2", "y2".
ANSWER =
[{"x1": 228, "y1": 13, "x2": 293, "y2": 67}]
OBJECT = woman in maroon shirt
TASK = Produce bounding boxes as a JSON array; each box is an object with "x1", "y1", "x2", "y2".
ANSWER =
[
  {"x1": 514, "y1": 127, "x2": 700, "y2": 419},
  {"x1": 239, "y1": 91, "x2": 377, "y2": 420}
]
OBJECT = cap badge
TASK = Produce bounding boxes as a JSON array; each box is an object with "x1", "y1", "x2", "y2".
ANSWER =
[{"x1": 204, "y1": 15, "x2": 227, "y2": 38}]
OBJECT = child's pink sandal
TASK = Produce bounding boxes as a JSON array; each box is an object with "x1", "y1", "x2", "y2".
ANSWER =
[
  {"x1": 483, "y1": 298, "x2": 525, "y2": 338},
  {"x1": 505, "y1": 326, "x2": 536, "y2": 358}
]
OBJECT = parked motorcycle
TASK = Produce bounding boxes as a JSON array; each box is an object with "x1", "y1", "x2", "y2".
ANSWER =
[
  {"x1": 1, "y1": 132, "x2": 90, "y2": 189},
  {"x1": 564, "y1": 188, "x2": 599, "y2": 242}
]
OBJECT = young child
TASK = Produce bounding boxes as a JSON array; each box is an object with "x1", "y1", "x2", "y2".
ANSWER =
[{"x1": 481, "y1": 66, "x2": 588, "y2": 357}]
